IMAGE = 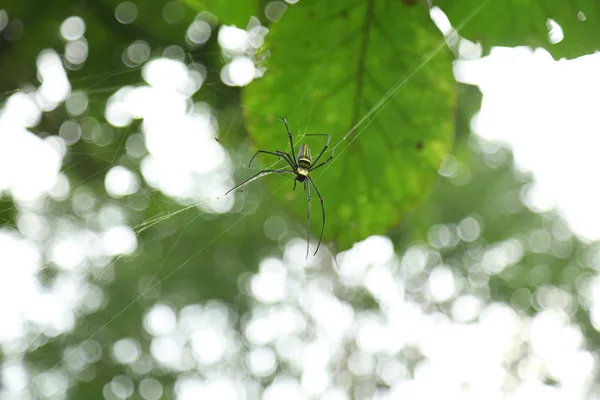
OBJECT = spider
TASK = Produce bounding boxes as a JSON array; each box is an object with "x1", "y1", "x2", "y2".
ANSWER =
[{"x1": 226, "y1": 118, "x2": 334, "y2": 257}]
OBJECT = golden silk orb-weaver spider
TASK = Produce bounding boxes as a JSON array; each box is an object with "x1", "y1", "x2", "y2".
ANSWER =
[{"x1": 226, "y1": 118, "x2": 334, "y2": 257}]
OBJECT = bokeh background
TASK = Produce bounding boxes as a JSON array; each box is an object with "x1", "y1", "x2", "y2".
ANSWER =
[{"x1": 2, "y1": 0, "x2": 600, "y2": 399}]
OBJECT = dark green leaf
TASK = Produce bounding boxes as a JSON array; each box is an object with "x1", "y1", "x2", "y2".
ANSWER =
[{"x1": 243, "y1": 0, "x2": 455, "y2": 250}]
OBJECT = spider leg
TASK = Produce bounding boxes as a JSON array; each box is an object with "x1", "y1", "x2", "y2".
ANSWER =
[
  {"x1": 309, "y1": 146, "x2": 335, "y2": 172},
  {"x1": 282, "y1": 118, "x2": 298, "y2": 165},
  {"x1": 249, "y1": 150, "x2": 296, "y2": 169},
  {"x1": 305, "y1": 133, "x2": 331, "y2": 166},
  {"x1": 275, "y1": 150, "x2": 297, "y2": 169},
  {"x1": 308, "y1": 176, "x2": 325, "y2": 255},
  {"x1": 293, "y1": 179, "x2": 297, "y2": 191},
  {"x1": 305, "y1": 179, "x2": 311, "y2": 259},
  {"x1": 225, "y1": 168, "x2": 295, "y2": 195}
]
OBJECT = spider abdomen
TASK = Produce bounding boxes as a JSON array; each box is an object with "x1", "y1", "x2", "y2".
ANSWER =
[{"x1": 297, "y1": 144, "x2": 312, "y2": 169}]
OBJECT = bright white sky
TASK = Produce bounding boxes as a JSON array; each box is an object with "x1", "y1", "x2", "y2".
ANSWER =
[{"x1": 458, "y1": 46, "x2": 600, "y2": 242}]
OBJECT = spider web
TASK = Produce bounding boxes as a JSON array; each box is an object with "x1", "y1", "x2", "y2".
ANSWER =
[{"x1": 0, "y1": 2, "x2": 493, "y2": 398}]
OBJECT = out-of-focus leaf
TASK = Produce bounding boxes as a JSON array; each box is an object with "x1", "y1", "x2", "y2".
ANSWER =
[
  {"x1": 437, "y1": 0, "x2": 600, "y2": 59},
  {"x1": 243, "y1": 0, "x2": 455, "y2": 251},
  {"x1": 455, "y1": 84, "x2": 483, "y2": 141},
  {"x1": 180, "y1": 0, "x2": 259, "y2": 27},
  {"x1": 99, "y1": 0, "x2": 198, "y2": 43}
]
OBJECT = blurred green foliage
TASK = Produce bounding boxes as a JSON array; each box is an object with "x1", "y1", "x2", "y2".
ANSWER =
[{"x1": 179, "y1": 0, "x2": 261, "y2": 26}]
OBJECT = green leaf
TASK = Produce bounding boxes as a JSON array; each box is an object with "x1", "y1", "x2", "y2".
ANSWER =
[
  {"x1": 437, "y1": 0, "x2": 600, "y2": 59},
  {"x1": 243, "y1": 0, "x2": 455, "y2": 251}
]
